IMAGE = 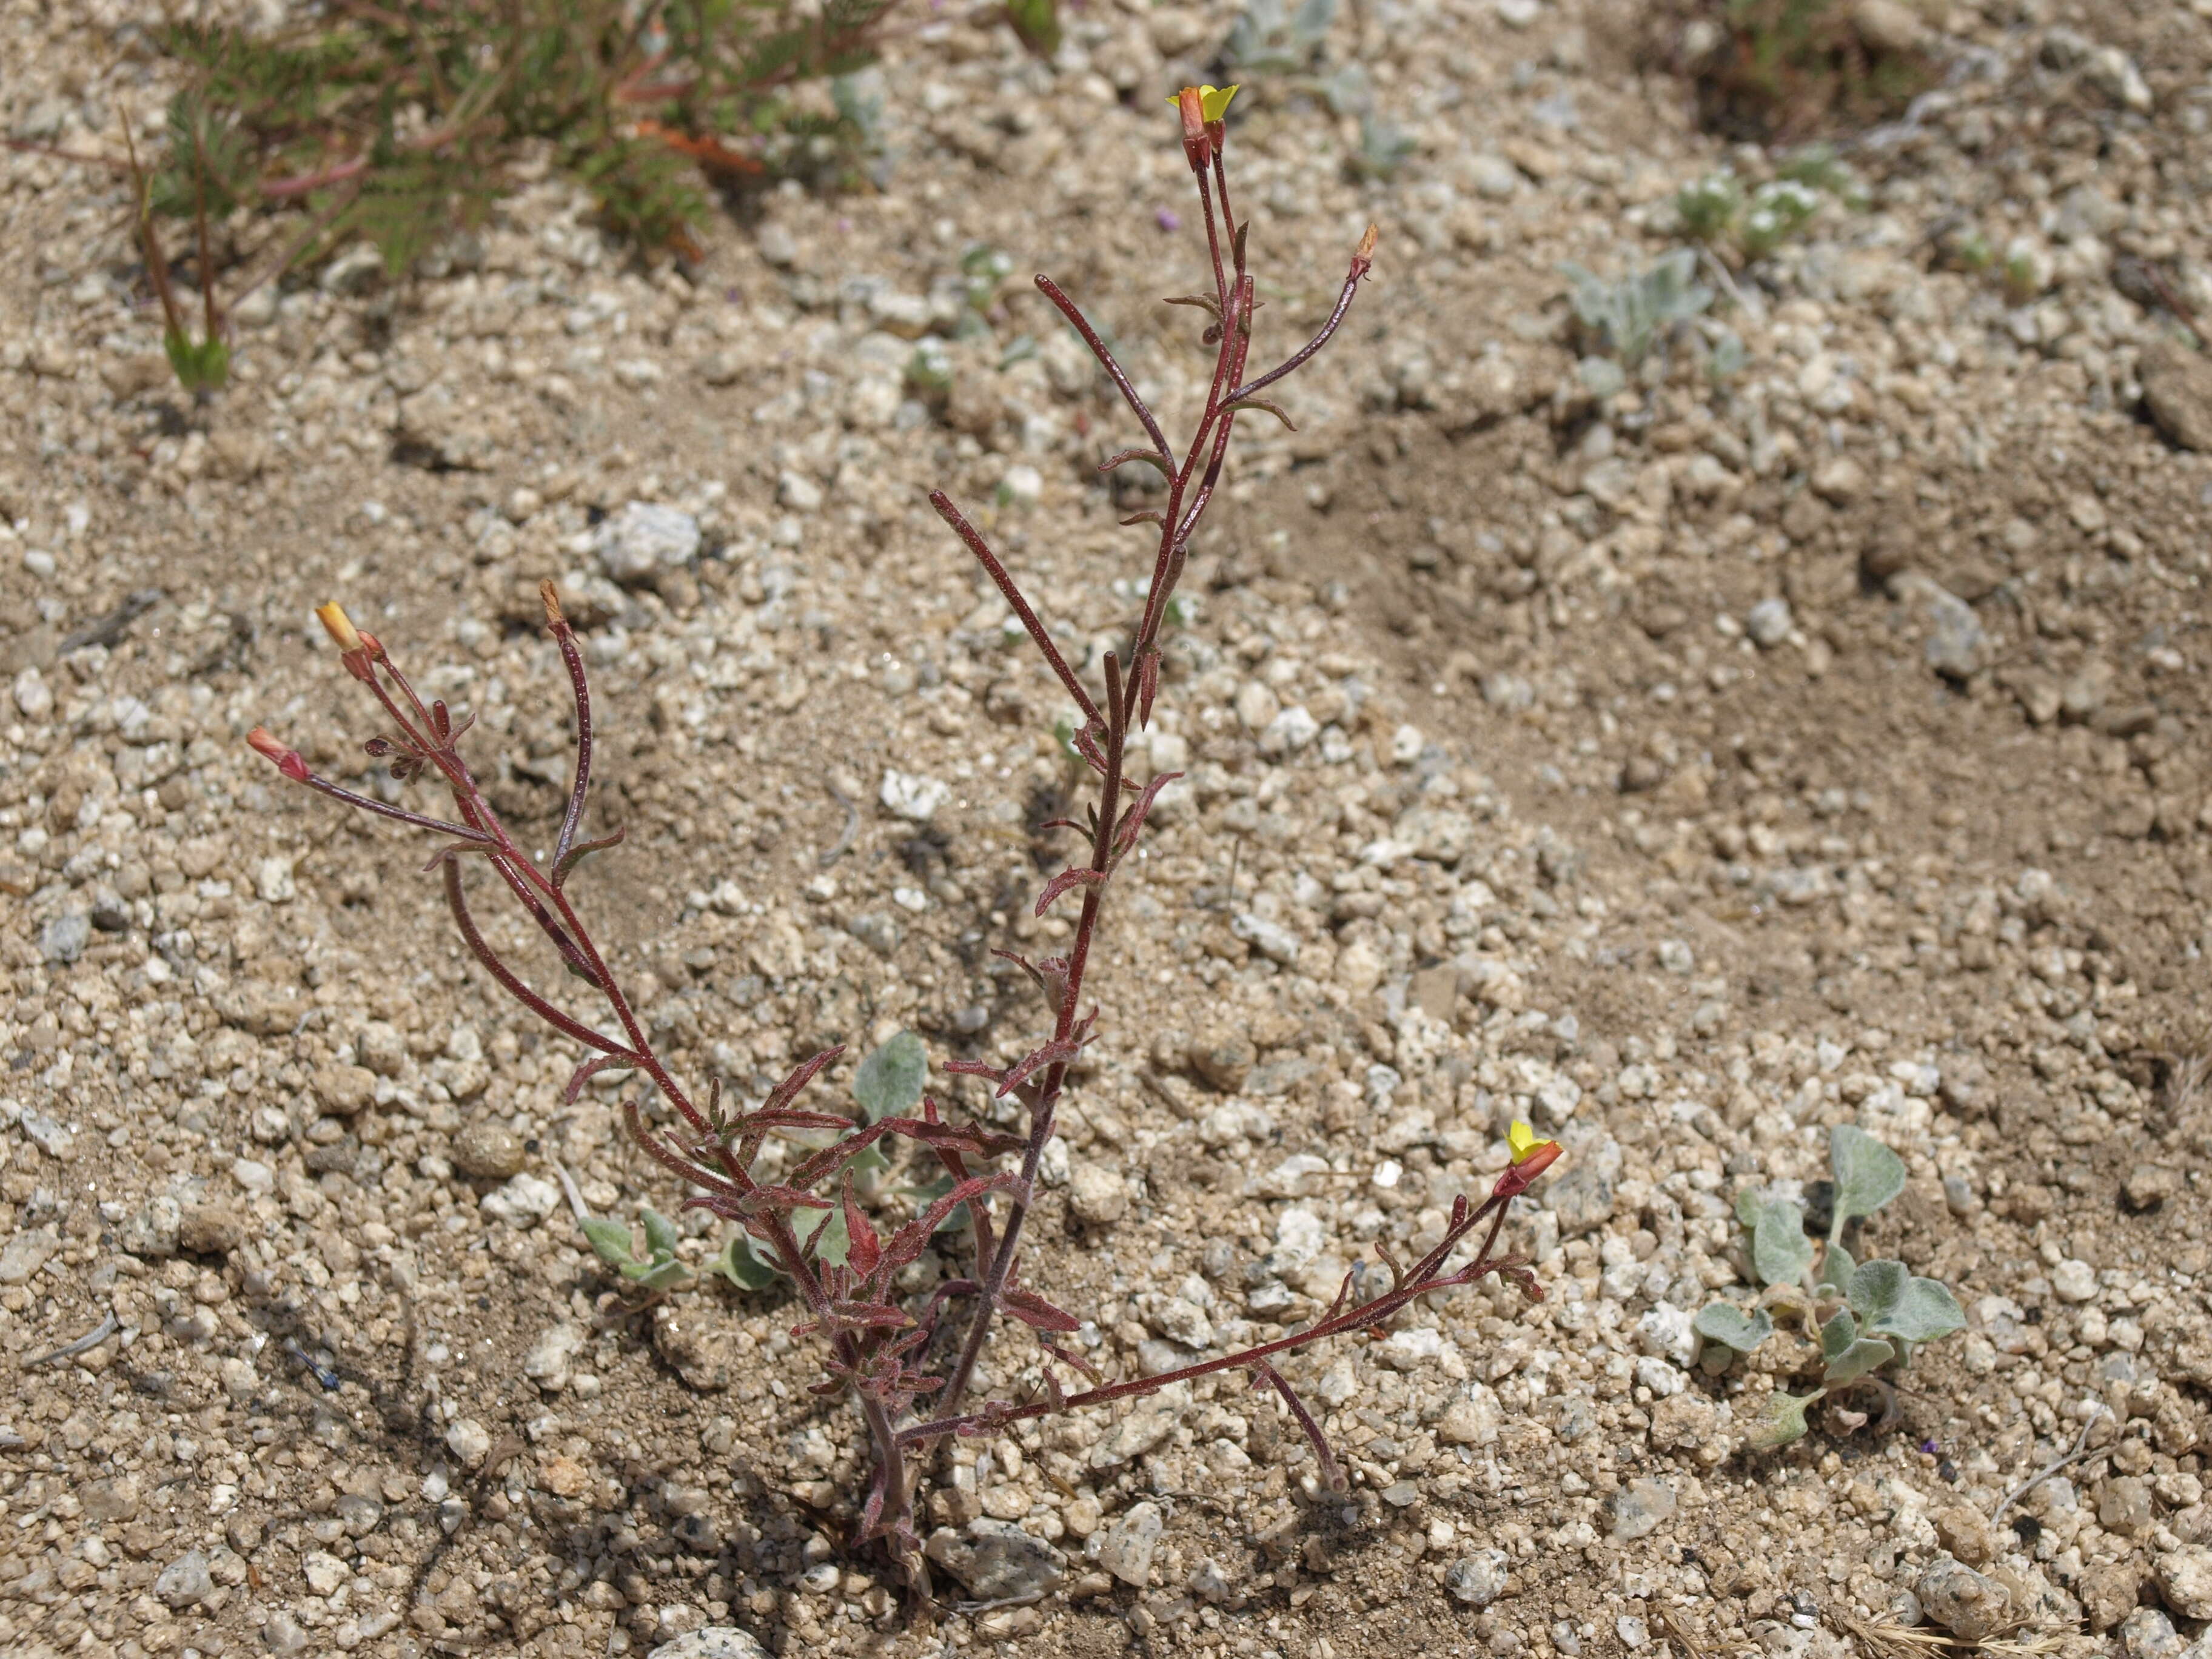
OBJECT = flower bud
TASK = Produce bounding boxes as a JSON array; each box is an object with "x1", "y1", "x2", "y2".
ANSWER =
[
  {"x1": 315, "y1": 602, "x2": 363, "y2": 655},
  {"x1": 246, "y1": 726, "x2": 311, "y2": 783},
  {"x1": 1171, "y1": 85, "x2": 1210, "y2": 170},
  {"x1": 1352, "y1": 223, "x2": 1380, "y2": 279}
]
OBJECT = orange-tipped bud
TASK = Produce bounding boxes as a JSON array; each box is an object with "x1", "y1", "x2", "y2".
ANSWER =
[
  {"x1": 246, "y1": 726, "x2": 311, "y2": 783},
  {"x1": 540, "y1": 578, "x2": 567, "y2": 630},
  {"x1": 315, "y1": 602, "x2": 363, "y2": 655},
  {"x1": 1171, "y1": 86, "x2": 1210, "y2": 170},
  {"x1": 1352, "y1": 223, "x2": 1379, "y2": 276}
]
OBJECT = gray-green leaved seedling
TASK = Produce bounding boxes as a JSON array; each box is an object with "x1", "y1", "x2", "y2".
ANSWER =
[
  {"x1": 1695, "y1": 1124, "x2": 1965, "y2": 1450},
  {"x1": 1561, "y1": 249, "x2": 1713, "y2": 379},
  {"x1": 581, "y1": 1206, "x2": 694, "y2": 1296}
]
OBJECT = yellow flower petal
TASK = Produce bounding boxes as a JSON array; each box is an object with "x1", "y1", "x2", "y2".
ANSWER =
[
  {"x1": 1507, "y1": 1120, "x2": 1555, "y2": 1165},
  {"x1": 1168, "y1": 85, "x2": 1241, "y2": 122}
]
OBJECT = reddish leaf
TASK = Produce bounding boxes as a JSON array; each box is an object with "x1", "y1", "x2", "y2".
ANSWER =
[
  {"x1": 1098, "y1": 447, "x2": 1173, "y2": 476},
  {"x1": 1001, "y1": 1285, "x2": 1081, "y2": 1333},
  {"x1": 842, "y1": 1181, "x2": 881, "y2": 1279},
  {"x1": 942, "y1": 1058, "x2": 1007, "y2": 1087},
  {"x1": 742, "y1": 1105, "x2": 856, "y2": 1134},
  {"x1": 888, "y1": 1173, "x2": 1014, "y2": 1261},
  {"x1": 998, "y1": 1037, "x2": 1081, "y2": 1099},
  {"x1": 784, "y1": 1119, "x2": 894, "y2": 1191},
  {"x1": 1136, "y1": 648, "x2": 1162, "y2": 728},
  {"x1": 879, "y1": 1117, "x2": 1027, "y2": 1160},
  {"x1": 1071, "y1": 723, "x2": 1109, "y2": 776},
  {"x1": 763, "y1": 1047, "x2": 845, "y2": 1116},
  {"x1": 739, "y1": 1184, "x2": 835, "y2": 1218},
  {"x1": 1034, "y1": 865, "x2": 1106, "y2": 918},
  {"x1": 1039, "y1": 1338, "x2": 1105, "y2": 1386},
  {"x1": 1112, "y1": 769, "x2": 1182, "y2": 859},
  {"x1": 828, "y1": 1300, "x2": 914, "y2": 1329}
]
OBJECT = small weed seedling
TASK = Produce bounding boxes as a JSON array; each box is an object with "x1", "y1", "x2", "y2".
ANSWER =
[
  {"x1": 250, "y1": 89, "x2": 1565, "y2": 1597},
  {"x1": 1674, "y1": 147, "x2": 1861, "y2": 263},
  {"x1": 1561, "y1": 247, "x2": 1717, "y2": 395},
  {"x1": 1695, "y1": 1125, "x2": 1965, "y2": 1450}
]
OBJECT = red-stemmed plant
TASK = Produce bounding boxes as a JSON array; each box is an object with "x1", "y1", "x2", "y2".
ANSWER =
[{"x1": 248, "y1": 85, "x2": 1561, "y2": 1598}]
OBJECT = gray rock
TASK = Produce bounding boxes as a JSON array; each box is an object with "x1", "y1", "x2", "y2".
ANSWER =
[
  {"x1": 480, "y1": 1173, "x2": 560, "y2": 1228},
  {"x1": 1611, "y1": 1476, "x2": 1677, "y2": 1540},
  {"x1": 1895, "y1": 574, "x2": 1987, "y2": 681},
  {"x1": 335, "y1": 1493, "x2": 383, "y2": 1537},
  {"x1": 39, "y1": 911, "x2": 89, "y2": 965},
  {"x1": 82, "y1": 1476, "x2": 140, "y2": 1522},
  {"x1": 1545, "y1": 1164, "x2": 1615, "y2": 1235},
  {"x1": 1090, "y1": 1500, "x2": 1162, "y2": 1587},
  {"x1": 649, "y1": 1629, "x2": 769, "y2": 1659},
  {"x1": 525, "y1": 1322, "x2": 586, "y2": 1392},
  {"x1": 1917, "y1": 1555, "x2": 2011, "y2": 1641},
  {"x1": 754, "y1": 223, "x2": 798, "y2": 268},
  {"x1": 1088, "y1": 1390, "x2": 1187, "y2": 1472},
  {"x1": 1232, "y1": 911, "x2": 1302, "y2": 965},
  {"x1": 2156, "y1": 1546, "x2": 2212, "y2": 1618},
  {"x1": 0, "y1": 1226, "x2": 59, "y2": 1285},
  {"x1": 155, "y1": 1549, "x2": 212, "y2": 1609},
  {"x1": 1469, "y1": 155, "x2": 1520, "y2": 199},
  {"x1": 845, "y1": 912, "x2": 902, "y2": 956},
  {"x1": 925, "y1": 1518, "x2": 1066, "y2": 1601},
  {"x1": 120, "y1": 1195, "x2": 182, "y2": 1259},
  {"x1": 2142, "y1": 342, "x2": 2212, "y2": 453},
  {"x1": 597, "y1": 502, "x2": 702, "y2": 583},
  {"x1": 1187, "y1": 1032, "x2": 1256, "y2": 1093},
  {"x1": 1067, "y1": 1162, "x2": 1128, "y2": 1226},
  {"x1": 2119, "y1": 1608, "x2": 2185, "y2": 1659},
  {"x1": 1446, "y1": 1549, "x2": 1510, "y2": 1607},
  {"x1": 1746, "y1": 597, "x2": 1792, "y2": 648}
]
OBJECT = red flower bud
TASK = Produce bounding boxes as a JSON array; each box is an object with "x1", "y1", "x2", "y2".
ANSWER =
[
  {"x1": 246, "y1": 727, "x2": 311, "y2": 783},
  {"x1": 1173, "y1": 86, "x2": 1210, "y2": 171}
]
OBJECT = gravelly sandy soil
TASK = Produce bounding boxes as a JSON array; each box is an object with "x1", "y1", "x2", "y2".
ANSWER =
[{"x1": 4, "y1": 0, "x2": 2212, "y2": 1656}]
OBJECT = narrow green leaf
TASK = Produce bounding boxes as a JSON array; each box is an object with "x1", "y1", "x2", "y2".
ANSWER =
[
  {"x1": 580, "y1": 1215, "x2": 637, "y2": 1268},
  {"x1": 1749, "y1": 1196, "x2": 1813, "y2": 1289},
  {"x1": 1694, "y1": 1303, "x2": 1773, "y2": 1353},
  {"x1": 1822, "y1": 1336, "x2": 1894, "y2": 1384},
  {"x1": 853, "y1": 1031, "x2": 927, "y2": 1124},
  {"x1": 1828, "y1": 1125, "x2": 1905, "y2": 1239},
  {"x1": 1746, "y1": 1389, "x2": 1823, "y2": 1451}
]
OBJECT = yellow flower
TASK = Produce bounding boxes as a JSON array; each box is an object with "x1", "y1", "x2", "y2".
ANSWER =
[
  {"x1": 1507, "y1": 1120, "x2": 1556, "y2": 1165},
  {"x1": 1167, "y1": 84, "x2": 1239, "y2": 123}
]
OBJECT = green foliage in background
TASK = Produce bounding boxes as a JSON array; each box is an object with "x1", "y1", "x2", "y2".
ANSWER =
[{"x1": 151, "y1": 0, "x2": 897, "y2": 278}]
